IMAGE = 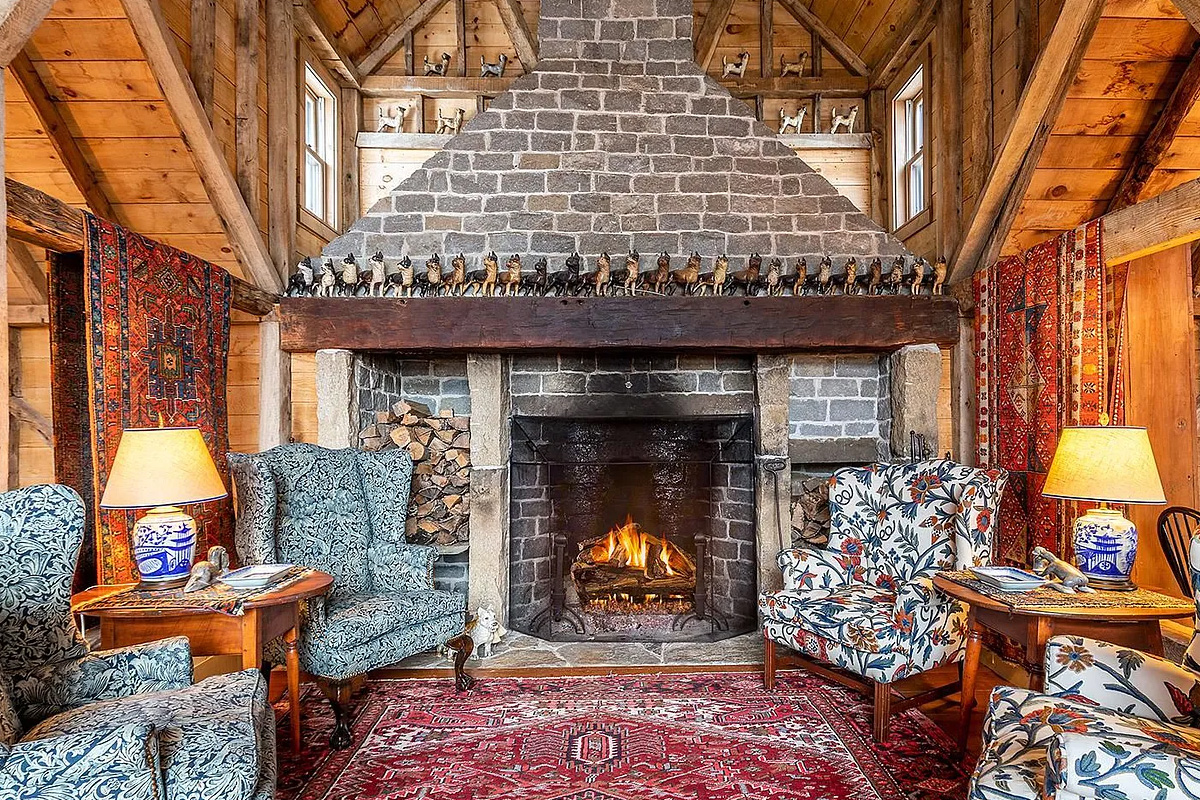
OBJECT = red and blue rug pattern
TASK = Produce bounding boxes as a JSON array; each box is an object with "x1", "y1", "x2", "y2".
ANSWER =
[{"x1": 277, "y1": 671, "x2": 968, "y2": 799}]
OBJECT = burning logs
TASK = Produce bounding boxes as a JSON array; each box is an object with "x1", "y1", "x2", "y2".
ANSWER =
[
  {"x1": 570, "y1": 517, "x2": 696, "y2": 605},
  {"x1": 359, "y1": 400, "x2": 471, "y2": 546}
]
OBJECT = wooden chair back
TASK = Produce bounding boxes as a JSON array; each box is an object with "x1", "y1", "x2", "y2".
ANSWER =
[{"x1": 1157, "y1": 506, "x2": 1200, "y2": 598}]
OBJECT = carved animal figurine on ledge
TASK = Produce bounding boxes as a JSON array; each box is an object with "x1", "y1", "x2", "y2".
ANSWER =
[
  {"x1": 376, "y1": 104, "x2": 406, "y2": 133},
  {"x1": 498, "y1": 254, "x2": 523, "y2": 296},
  {"x1": 521, "y1": 258, "x2": 548, "y2": 296},
  {"x1": 793, "y1": 257, "x2": 810, "y2": 295},
  {"x1": 909, "y1": 257, "x2": 926, "y2": 295},
  {"x1": 830, "y1": 105, "x2": 859, "y2": 134},
  {"x1": 548, "y1": 252, "x2": 582, "y2": 296},
  {"x1": 338, "y1": 254, "x2": 359, "y2": 297},
  {"x1": 697, "y1": 254, "x2": 729, "y2": 296},
  {"x1": 620, "y1": 251, "x2": 640, "y2": 295},
  {"x1": 764, "y1": 258, "x2": 784, "y2": 296},
  {"x1": 643, "y1": 253, "x2": 671, "y2": 294},
  {"x1": 867, "y1": 257, "x2": 883, "y2": 296},
  {"x1": 588, "y1": 252, "x2": 613, "y2": 296},
  {"x1": 480, "y1": 53, "x2": 508, "y2": 78},
  {"x1": 932, "y1": 257, "x2": 948, "y2": 295},
  {"x1": 317, "y1": 259, "x2": 336, "y2": 297},
  {"x1": 435, "y1": 107, "x2": 466, "y2": 135},
  {"x1": 1030, "y1": 546, "x2": 1096, "y2": 594},
  {"x1": 388, "y1": 256, "x2": 415, "y2": 297},
  {"x1": 840, "y1": 257, "x2": 858, "y2": 295},
  {"x1": 419, "y1": 253, "x2": 443, "y2": 296},
  {"x1": 780, "y1": 51, "x2": 808, "y2": 78},
  {"x1": 446, "y1": 253, "x2": 467, "y2": 296},
  {"x1": 722, "y1": 51, "x2": 750, "y2": 79},
  {"x1": 286, "y1": 257, "x2": 314, "y2": 296},
  {"x1": 817, "y1": 256, "x2": 833, "y2": 295},
  {"x1": 886, "y1": 256, "x2": 905, "y2": 294},
  {"x1": 424, "y1": 52, "x2": 452, "y2": 76},
  {"x1": 779, "y1": 106, "x2": 807, "y2": 135},
  {"x1": 184, "y1": 546, "x2": 230, "y2": 593},
  {"x1": 730, "y1": 253, "x2": 762, "y2": 296},
  {"x1": 467, "y1": 252, "x2": 499, "y2": 297},
  {"x1": 367, "y1": 251, "x2": 388, "y2": 296},
  {"x1": 670, "y1": 252, "x2": 701, "y2": 295}
]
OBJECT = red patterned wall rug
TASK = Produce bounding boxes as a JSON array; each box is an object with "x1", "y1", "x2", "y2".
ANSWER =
[{"x1": 276, "y1": 672, "x2": 969, "y2": 800}]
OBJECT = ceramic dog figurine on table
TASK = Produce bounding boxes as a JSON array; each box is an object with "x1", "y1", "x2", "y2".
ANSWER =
[{"x1": 1030, "y1": 546, "x2": 1097, "y2": 594}]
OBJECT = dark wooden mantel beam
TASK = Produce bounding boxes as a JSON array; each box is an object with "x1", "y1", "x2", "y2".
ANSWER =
[
  {"x1": 5, "y1": 179, "x2": 279, "y2": 316},
  {"x1": 278, "y1": 295, "x2": 960, "y2": 353}
]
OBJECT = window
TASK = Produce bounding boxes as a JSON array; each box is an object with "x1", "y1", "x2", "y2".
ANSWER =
[
  {"x1": 891, "y1": 66, "x2": 926, "y2": 231},
  {"x1": 303, "y1": 65, "x2": 337, "y2": 226}
]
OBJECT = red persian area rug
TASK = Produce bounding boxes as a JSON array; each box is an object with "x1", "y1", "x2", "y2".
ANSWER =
[{"x1": 277, "y1": 672, "x2": 969, "y2": 800}]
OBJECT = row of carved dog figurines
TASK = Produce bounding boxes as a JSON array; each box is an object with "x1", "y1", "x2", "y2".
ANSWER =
[{"x1": 285, "y1": 252, "x2": 948, "y2": 298}]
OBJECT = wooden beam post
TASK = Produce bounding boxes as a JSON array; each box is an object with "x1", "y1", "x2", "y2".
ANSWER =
[
  {"x1": 6, "y1": 242, "x2": 45, "y2": 305},
  {"x1": 267, "y1": 0, "x2": 296, "y2": 278},
  {"x1": 258, "y1": 310, "x2": 292, "y2": 449},
  {"x1": 235, "y1": 0, "x2": 260, "y2": 214},
  {"x1": 760, "y1": 0, "x2": 774, "y2": 79},
  {"x1": 453, "y1": 0, "x2": 466, "y2": 78},
  {"x1": 776, "y1": 0, "x2": 868, "y2": 76},
  {"x1": 190, "y1": 0, "x2": 216, "y2": 119},
  {"x1": 867, "y1": 88, "x2": 887, "y2": 227},
  {"x1": 1175, "y1": 0, "x2": 1200, "y2": 32},
  {"x1": 948, "y1": 0, "x2": 1105, "y2": 283},
  {"x1": 122, "y1": 0, "x2": 281, "y2": 292},
  {"x1": 294, "y1": 0, "x2": 361, "y2": 87},
  {"x1": 492, "y1": 0, "x2": 536, "y2": 71},
  {"x1": 10, "y1": 51, "x2": 117, "y2": 221},
  {"x1": 693, "y1": 0, "x2": 735, "y2": 72},
  {"x1": 358, "y1": 0, "x2": 451, "y2": 78},
  {"x1": 968, "y1": 0, "x2": 993, "y2": 201},
  {"x1": 937, "y1": 0, "x2": 963, "y2": 258},
  {"x1": 0, "y1": 76, "x2": 11, "y2": 490},
  {"x1": 340, "y1": 85, "x2": 360, "y2": 226},
  {"x1": 0, "y1": 0, "x2": 58, "y2": 66},
  {"x1": 868, "y1": 0, "x2": 940, "y2": 89},
  {"x1": 1014, "y1": 0, "x2": 1038, "y2": 91},
  {"x1": 1107, "y1": 46, "x2": 1200, "y2": 213},
  {"x1": 1102, "y1": 176, "x2": 1200, "y2": 267}
]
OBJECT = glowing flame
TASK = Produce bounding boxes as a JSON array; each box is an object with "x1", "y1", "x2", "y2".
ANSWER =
[{"x1": 591, "y1": 515, "x2": 684, "y2": 577}]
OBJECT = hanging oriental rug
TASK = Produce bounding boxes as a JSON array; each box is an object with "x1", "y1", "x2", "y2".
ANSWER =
[{"x1": 276, "y1": 672, "x2": 968, "y2": 800}]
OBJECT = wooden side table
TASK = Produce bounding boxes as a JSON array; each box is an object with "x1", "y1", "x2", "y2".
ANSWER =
[
  {"x1": 72, "y1": 570, "x2": 333, "y2": 754},
  {"x1": 933, "y1": 574, "x2": 1193, "y2": 753}
]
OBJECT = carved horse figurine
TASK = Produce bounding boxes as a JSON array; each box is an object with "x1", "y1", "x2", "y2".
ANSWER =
[
  {"x1": 842, "y1": 257, "x2": 859, "y2": 295},
  {"x1": 722, "y1": 51, "x2": 750, "y2": 79},
  {"x1": 671, "y1": 252, "x2": 702, "y2": 295},
  {"x1": 867, "y1": 257, "x2": 883, "y2": 296},
  {"x1": 729, "y1": 253, "x2": 762, "y2": 296},
  {"x1": 698, "y1": 254, "x2": 729, "y2": 296},
  {"x1": 909, "y1": 257, "x2": 927, "y2": 295},
  {"x1": 367, "y1": 251, "x2": 388, "y2": 296},
  {"x1": 764, "y1": 258, "x2": 784, "y2": 296},
  {"x1": 779, "y1": 106, "x2": 807, "y2": 135},
  {"x1": 886, "y1": 256, "x2": 905, "y2": 294},
  {"x1": 780, "y1": 51, "x2": 808, "y2": 78},
  {"x1": 498, "y1": 254, "x2": 523, "y2": 296},
  {"x1": 817, "y1": 256, "x2": 833, "y2": 295},
  {"x1": 318, "y1": 258, "x2": 337, "y2": 297},
  {"x1": 338, "y1": 254, "x2": 359, "y2": 297},
  {"x1": 388, "y1": 256, "x2": 415, "y2": 297},
  {"x1": 480, "y1": 53, "x2": 508, "y2": 78},
  {"x1": 466, "y1": 252, "x2": 499, "y2": 297},
  {"x1": 424, "y1": 52, "x2": 452, "y2": 76},
  {"x1": 931, "y1": 257, "x2": 948, "y2": 296},
  {"x1": 446, "y1": 254, "x2": 467, "y2": 296}
]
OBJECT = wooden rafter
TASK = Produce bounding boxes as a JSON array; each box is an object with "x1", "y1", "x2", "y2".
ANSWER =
[
  {"x1": 776, "y1": 0, "x2": 868, "y2": 77},
  {"x1": 120, "y1": 0, "x2": 281, "y2": 293},
  {"x1": 1103, "y1": 176, "x2": 1200, "y2": 268},
  {"x1": 358, "y1": 0, "x2": 450, "y2": 78},
  {"x1": 10, "y1": 51, "x2": 117, "y2": 221},
  {"x1": 9, "y1": 305, "x2": 46, "y2": 327},
  {"x1": 869, "y1": 0, "x2": 940, "y2": 89},
  {"x1": 190, "y1": 0, "x2": 215, "y2": 119},
  {"x1": 760, "y1": 0, "x2": 774, "y2": 78},
  {"x1": 968, "y1": 0, "x2": 993, "y2": 200},
  {"x1": 948, "y1": 0, "x2": 1106, "y2": 284},
  {"x1": 693, "y1": 0, "x2": 735, "y2": 70},
  {"x1": 294, "y1": 0, "x2": 361, "y2": 87},
  {"x1": 5, "y1": 179, "x2": 279, "y2": 315},
  {"x1": 0, "y1": 0, "x2": 57, "y2": 65},
  {"x1": 492, "y1": 0, "x2": 537, "y2": 70},
  {"x1": 235, "y1": 0, "x2": 259, "y2": 211},
  {"x1": 1107, "y1": 46, "x2": 1200, "y2": 213},
  {"x1": 1175, "y1": 0, "x2": 1200, "y2": 31},
  {"x1": 6, "y1": 243, "x2": 46, "y2": 306},
  {"x1": 267, "y1": 0, "x2": 296, "y2": 274}
]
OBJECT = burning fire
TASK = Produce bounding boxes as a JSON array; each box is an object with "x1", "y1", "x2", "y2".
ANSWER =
[{"x1": 590, "y1": 515, "x2": 686, "y2": 577}]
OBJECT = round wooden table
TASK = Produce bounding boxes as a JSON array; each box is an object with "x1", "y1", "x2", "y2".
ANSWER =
[
  {"x1": 72, "y1": 570, "x2": 333, "y2": 754},
  {"x1": 932, "y1": 574, "x2": 1194, "y2": 754}
]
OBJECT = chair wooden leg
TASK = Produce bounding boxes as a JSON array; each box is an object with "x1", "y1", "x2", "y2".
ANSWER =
[
  {"x1": 763, "y1": 630, "x2": 776, "y2": 690},
  {"x1": 873, "y1": 681, "x2": 892, "y2": 743},
  {"x1": 317, "y1": 678, "x2": 354, "y2": 750}
]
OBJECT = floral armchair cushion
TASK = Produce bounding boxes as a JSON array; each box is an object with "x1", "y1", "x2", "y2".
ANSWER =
[
  {"x1": 0, "y1": 722, "x2": 162, "y2": 800},
  {"x1": 970, "y1": 636, "x2": 1200, "y2": 800}
]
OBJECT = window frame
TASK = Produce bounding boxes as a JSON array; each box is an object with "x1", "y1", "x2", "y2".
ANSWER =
[
  {"x1": 301, "y1": 61, "x2": 338, "y2": 230},
  {"x1": 888, "y1": 49, "x2": 933, "y2": 239}
]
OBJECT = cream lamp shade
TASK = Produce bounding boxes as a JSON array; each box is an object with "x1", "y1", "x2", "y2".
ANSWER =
[
  {"x1": 1042, "y1": 425, "x2": 1166, "y2": 505},
  {"x1": 99, "y1": 427, "x2": 228, "y2": 509}
]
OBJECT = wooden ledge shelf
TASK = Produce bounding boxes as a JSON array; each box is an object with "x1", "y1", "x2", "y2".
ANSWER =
[{"x1": 278, "y1": 295, "x2": 960, "y2": 353}]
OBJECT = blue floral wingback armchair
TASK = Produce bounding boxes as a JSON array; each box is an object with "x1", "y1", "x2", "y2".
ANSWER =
[
  {"x1": 0, "y1": 484, "x2": 274, "y2": 800},
  {"x1": 759, "y1": 459, "x2": 1007, "y2": 742},
  {"x1": 228, "y1": 444, "x2": 467, "y2": 748}
]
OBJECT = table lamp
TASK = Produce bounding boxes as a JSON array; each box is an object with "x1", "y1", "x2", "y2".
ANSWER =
[
  {"x1": 1042, "y1": 424, "x2": 1166, "y2": 590},
  {"x1": 99, "y1": 427, "x2": 228, "y2": 589}
]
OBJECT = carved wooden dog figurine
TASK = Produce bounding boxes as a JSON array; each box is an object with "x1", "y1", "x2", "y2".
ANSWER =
[
  {"x1": 435, "y1": 108, "x2": 466, "y2": 135},
  {"x1": 722, "y1": 51, "x2": 750, "y2": 79},
  {"x1": 842, "y1": 257, "x2": 859, "y2": 295},
  {"x1": 909, "y1": 257, "x2": 927, "y2": 295},
  {"x1": 588, "y1": 252, "x2": 612, "y2": 296},
  {"x1": 817, "y1": 256, "x2": 833, "y2": 295},
  {"x1": 338, "y1": 254, "x2": 359, "y2": 296},
  {"x1": 779, "y1": 106, "x2": 807, "y2": 135},
  {"x1": 867, "y1": 258, "x2": 883, "y2": 295},
  {"x1": 376, "y1": 104, "x2": 406, "y2": 133},
  {"x1": 672, "y1": 252, "x2": 702, "y2": 295},
  {"x1": 729, "y1": 253, "x2": 762, "y2": 296},
  {"x1": 388, "y1": 256, "x2": 415, "y2": 297},
  {"x1": 780, "y1": 51, "x2": 808, "y2": 78},
  {"x1": 521, "y1": 258, "x2": 548, "y2": 296},
  {"x1": 424, "y1": 52, "x2": 452, "y2": 76},
  {"x1": 498, "y1": 254, "x2": 523, "y2": 296},
  {"x1": 698, "y1": 254, "x2": 729, "y2": 296},
  {"x1": 446, "y1": 253, "x2": 467, "y2": 296},
  {"x1": 418, "y1": 253, "x2": 442, "y2": 296},
  {"x1": 286, "y1": 257, "x2": 314, "y2": 296},
  {"x1": 466, "y1": 252, "x2": 499, "y2": 296},
  {"x1": 480, "y1": 53, "x2": 508, "y2": 78},
  {"x1": 830, "y1": 105, "x2": 859, "y2": 134},
  {"x1": 764, "y1": 258, "x2": 784, "y2": 296},
  {"x1": 886, "y1": 256, "x2": 905, "y2": 294},
  {"x1": 318, "y1": 259, "x2": 337, "y2": 297},
  {"x1": 548, "y1": 252, "x2": 582, "y2": 296},
  {"x1": 793, "y1": 257, "x2": 810, "y2": 295},
  {"x1": 932, "y1": 257, "x2": 948, "y2": 295},
  {"x1": 367, "y1": 251, "x2": 388, "y2": 296},
  {"x1": 620, "y1": 251, "x2": 640, "y2": 295},
  {"x1": 643, "y1": 253, "x2": 671, "y2": 294}
]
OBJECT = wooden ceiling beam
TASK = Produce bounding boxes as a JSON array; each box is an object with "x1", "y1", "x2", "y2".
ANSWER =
[
  {"x1": 358, "y1": 0, "x2": 450, "y2": 78},
  {"x1": 121, "y1": 0, "x2": 281, "y2": 293},
  {"x1": 948, "y1": 0, "x2": 1106, "y2": 284},
  {"x1": 9, "y1": 304, "x2": 47, "y2": 327},
  {"x1": 693, "y1": 0, "x2": 735, "y2": 71},
  {"x1": 493, "y1": 0, "x2": 537, "y2": 70},
  {"x1": 5, "y1": 179, "x2": 279, "y2": 315},
  {"x1": 6, "y1": 243, "x2": 46, "y2": 306},
  {"x1": 1176, "y1": 0, "x2": 1200, "y2": 31},
  {"x1": 361, "y1": 73, "x2": 868, "y2": 97},
  {"x1": 294, "y1": 0, "x2": 361, "y2": 87},
  {"x1": 869, "y1": 0, "x2": 940, "y2": 89},
  {"x1": 0, "y1": 0, "x2": 57, "y2": 66},
  {"x1": 10, "y1": 50, "x2": 117, "y2": 222},
  {"x1": 776, "y1": 0, "x2": 868, "y2": 77},
  {"x1": 1107, "y1": 46, "x2": 1200, "y2": 213},
  {"x1": 1103, "y1": 176, "x2": 1200, "y2": 267}
]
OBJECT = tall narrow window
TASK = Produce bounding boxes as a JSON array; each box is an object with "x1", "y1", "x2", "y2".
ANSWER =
[
  {"x1": 891, "y1": 66, "x2": 926, "y2": 231},
  {"x1": 303, "y1": 65, "x2": 337, "y2": 226}
]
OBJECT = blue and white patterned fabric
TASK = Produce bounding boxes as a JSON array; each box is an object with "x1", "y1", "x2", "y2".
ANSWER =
[
  {"x1": 228, "y1": 444, "x2": 466, "y2": 683},
  {"x1": 970, "y1": 635, "x2": 1200, "y2": 799},
  {"x1": 0, "y1": 484, "x2": 274, "y2": 800},
  {"x1": 760, "y1": 460, "x2": 1008, "y2": 683}
]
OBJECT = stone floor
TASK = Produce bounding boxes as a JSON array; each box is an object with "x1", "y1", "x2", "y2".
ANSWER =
[{"x1": 395, "y1": 630, "x2": 764, "y2": 670}]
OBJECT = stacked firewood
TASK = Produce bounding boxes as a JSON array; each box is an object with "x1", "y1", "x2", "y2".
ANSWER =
[
  {"x1": 790, "y1": 476, "x2": 831, "y2": 548},
  {"x1": 359, "y1": 400, "x2": 471, "y2": 546}
]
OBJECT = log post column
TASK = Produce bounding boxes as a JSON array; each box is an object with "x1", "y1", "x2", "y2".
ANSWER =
[
  {"x1": 315, "y1": 349, "x2": 356, "y2": 449},
  {"x1": 754, "y1": 355, "x2": 790, "y2": 595},
  {"x1": 467, "y1": 354, "x2": 511, "y2": 625}
]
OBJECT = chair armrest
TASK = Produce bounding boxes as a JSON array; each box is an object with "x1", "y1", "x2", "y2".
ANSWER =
[
  {"x1": 891, "y1": 576, "x2": 969, "y2": 668},
  {"x1": 1045, "y1": 636, "x2": 1200, "y2": 724},
  {"x1": 1048, "y1": 729, "x2": 1200, "y2": 800},
  {"x1": 369, "y1": 543, "x2": 438, "y2": 593},
  {"x1": 0, "y1": 723, "x2": 161, "y2": 799},
  {"x1": 11, "y1": 637, "x2": 193, "y2": 726},
  {"x1": 776, "y1": 547, "x2": 854, "y2": 594}
]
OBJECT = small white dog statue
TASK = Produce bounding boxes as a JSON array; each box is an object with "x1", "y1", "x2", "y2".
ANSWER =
[{"x1": 470, "y1": 605, "x2": 507, "y2": 659}]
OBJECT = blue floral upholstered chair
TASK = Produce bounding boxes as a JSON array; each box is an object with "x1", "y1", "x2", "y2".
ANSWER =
[
  {"x1": 0, "y1": 484, "x2": 274, "y2": 800},
  {"x1": 228, "y1": 443, "x2": 467, "y2": 748},
  {"x1": 759, "y1": 459, "x2": 1007, "y2": 742},
  {"x1": 969, "y1": 635, "x2": 1200, "y2": 799}
]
